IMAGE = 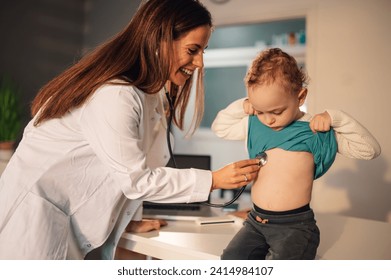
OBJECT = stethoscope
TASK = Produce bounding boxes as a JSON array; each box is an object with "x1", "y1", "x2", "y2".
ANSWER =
[{"x1": 165, "y1": 92, "x2": 268, "y2": 208}]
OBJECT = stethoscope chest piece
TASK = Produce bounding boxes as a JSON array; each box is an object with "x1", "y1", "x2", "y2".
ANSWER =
[{"x1": 256, "y1": 152, "x2": 268, "y2": 166}]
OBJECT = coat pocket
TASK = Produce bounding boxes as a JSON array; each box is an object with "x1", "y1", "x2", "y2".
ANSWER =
[{"x1": 0, "y1": 192, "x2": 70, "y2": 260}]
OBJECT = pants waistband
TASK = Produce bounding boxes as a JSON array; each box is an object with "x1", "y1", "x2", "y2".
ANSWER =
[
  {"x1": 250, "y1": 206, "x2": 315, "y2": 225},
  {"x1": 253, "y1": 203, "x2": 310, "y2": 215}
]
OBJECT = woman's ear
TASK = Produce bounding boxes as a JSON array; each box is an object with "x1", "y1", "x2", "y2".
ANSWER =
[{"x1": 298, "y1": 88, "x2": 308, "y2": 107}]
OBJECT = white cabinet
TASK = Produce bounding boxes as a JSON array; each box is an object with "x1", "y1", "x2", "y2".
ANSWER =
[{"x1": 204, "y1": 44, "x2": 306, "y2": 68}]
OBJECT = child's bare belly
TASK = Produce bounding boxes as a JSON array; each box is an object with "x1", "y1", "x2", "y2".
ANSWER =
[{"x1": 251, "y1": 148, "x2": 314, "y2": 211}]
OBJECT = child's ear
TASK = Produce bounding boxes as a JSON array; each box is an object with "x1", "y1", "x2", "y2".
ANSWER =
[{"x1": 298, "y1": 88, "x2": 307, "y2": 107}]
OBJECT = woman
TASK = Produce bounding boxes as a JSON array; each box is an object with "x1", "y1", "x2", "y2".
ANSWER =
[{"x1": 0, "y1": 0, "x2": 259, "y2": 259}]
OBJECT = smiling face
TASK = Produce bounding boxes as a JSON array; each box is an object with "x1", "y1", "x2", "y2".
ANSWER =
[
  {"x1": 248, "y1": 83, "x2": 307, "y2": 131},
  {"x1": 169, "y1": 25, "x2": 211, "y2": 86}
]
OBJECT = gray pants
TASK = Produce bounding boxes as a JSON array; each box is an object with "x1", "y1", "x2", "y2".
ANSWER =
[{"x1": 221, "y1": 207, "x2": 320, "y2": 260}]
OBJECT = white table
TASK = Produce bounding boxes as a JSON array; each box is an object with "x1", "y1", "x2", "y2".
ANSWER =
[
  {"x1": 118, "y1": 216, "x2": 243, "y2": 260},
  {"x1": 316, "y1": 213, "x2": 391, "y2": 260},
  {"x1": 118, "y1": 213, "x2": 391, "y2": 260}
]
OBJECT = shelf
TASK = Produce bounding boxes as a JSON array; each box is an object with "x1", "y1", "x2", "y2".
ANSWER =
[{"x1": 204, "y1": 44, "x2": 306, "y2": 68}]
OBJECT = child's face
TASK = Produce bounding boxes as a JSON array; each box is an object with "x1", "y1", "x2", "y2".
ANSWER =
[{"x1": 248, "y1": 83, "x2": 306, "y2": 131}]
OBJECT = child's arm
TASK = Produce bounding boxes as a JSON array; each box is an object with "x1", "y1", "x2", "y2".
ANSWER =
[
  {"x1": 312, "y1": 109, "x2": 381, "y2": 160},
  {"x1": 211, "y1": 98, "x2": 249, "y2": 140}
]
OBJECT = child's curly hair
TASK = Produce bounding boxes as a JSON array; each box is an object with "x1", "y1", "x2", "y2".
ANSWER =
[{"x1": 244, "y1": 48, "x2": 309, "y2": 95}]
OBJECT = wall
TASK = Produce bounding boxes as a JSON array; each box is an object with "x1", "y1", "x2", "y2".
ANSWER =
[
  {"x1": 0, "y1": 0, "x2": 141, "y2": 130},
  {"x1": 83, "y1": 0, "x2": 141, "y2": 51},
  {"x1": 178, "y1": 0, "x2": 390, "y2": 223},
  {"x1": 0, "y1": 0, "x2": 85, "y2": 130}
]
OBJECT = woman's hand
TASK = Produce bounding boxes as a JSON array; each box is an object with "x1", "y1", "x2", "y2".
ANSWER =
[
  {"x1": 125, "y1": 219, "x2": 167, "y2": 233},
  {"x1": 211, "y1": 158, "x2": 260, "y2": 190},
  {"x1": 309, "y1": 111, "x2": 332, "y2": 133}
]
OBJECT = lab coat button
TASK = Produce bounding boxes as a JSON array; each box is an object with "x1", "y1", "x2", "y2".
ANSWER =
[{"x1": 86, "y1": 244, "x2": 91, "y2": 248}]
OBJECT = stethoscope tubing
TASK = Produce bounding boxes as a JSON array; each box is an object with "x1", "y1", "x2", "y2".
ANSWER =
[{"x1": 165, "y1": 92, "x2": 249, "y2": 208}]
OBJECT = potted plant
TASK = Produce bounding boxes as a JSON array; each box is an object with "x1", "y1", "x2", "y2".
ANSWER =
[{"x1": 0, "y1": 76, "x2": 22, "y2": 163}]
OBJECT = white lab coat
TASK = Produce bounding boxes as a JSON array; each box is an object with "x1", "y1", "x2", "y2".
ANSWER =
[{"x1": 0, "y1": 83, "x2": 212, "y2": 259}]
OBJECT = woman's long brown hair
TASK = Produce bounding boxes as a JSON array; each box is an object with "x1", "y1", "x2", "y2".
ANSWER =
[{"x1": 31, "y1": 0, "x2": 212, "y2": 134}]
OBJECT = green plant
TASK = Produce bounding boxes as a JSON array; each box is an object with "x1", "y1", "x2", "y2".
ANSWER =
[{"x1": 0, "y1": 76, "x2": 22, "y2": 143}]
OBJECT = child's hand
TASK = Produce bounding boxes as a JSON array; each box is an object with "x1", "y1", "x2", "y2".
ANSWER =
[
  {"x1": 243, "y1": 98, "x2": 255, "y2": 115},
  {"x1": 309, "y1": 111, "x2": 332, "y2": 133}
]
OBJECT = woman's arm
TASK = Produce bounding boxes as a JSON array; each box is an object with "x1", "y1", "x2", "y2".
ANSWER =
[{"x1": 80, "y1": 84, "x2": 212, "y2": 203}]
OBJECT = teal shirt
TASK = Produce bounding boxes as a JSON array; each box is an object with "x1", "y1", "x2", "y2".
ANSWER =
[{"x1": 247, "y1": 115, "x2": 337, "y2": 179}]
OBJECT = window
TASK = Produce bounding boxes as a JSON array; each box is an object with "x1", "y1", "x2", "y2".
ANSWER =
[{"x1": 201, "y1": 19, "x2": 306, "y2": 128}]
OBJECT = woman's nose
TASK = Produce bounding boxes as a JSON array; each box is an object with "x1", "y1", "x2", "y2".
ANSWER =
[{"x1": 193, "y1": 53, "x2": 204, "y2": 68}]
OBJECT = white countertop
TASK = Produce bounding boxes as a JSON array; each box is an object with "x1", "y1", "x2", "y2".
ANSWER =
[{"x1": 118, "y1": 212, "x2": 391, "y2": 260}]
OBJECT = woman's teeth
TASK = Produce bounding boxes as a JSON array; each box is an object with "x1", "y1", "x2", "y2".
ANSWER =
[{"x1": 180, "y1": 68, "x2": 192, "y2": 75}]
